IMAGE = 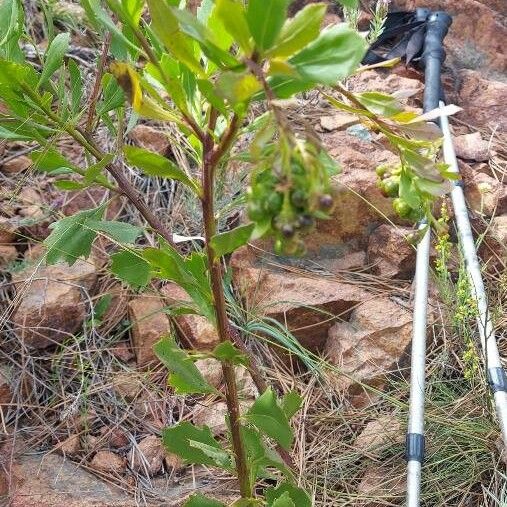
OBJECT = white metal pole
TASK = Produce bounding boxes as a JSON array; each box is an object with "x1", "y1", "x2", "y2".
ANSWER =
[
  {"x1": 406, "y1": 223, "x2": 431, "y2": 507},
  {"x1": 439, "y1": 101, "x2": 507, "y2": 447}
]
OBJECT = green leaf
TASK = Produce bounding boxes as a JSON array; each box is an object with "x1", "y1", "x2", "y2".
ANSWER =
[
  {"x1": 184, "y1": 494, "x2": 226, "y2": 507},
  {"x1": 170, "y1": 7, "x2": 239, "y2": 69},
  {"x1": 247, "y1": 0, "x2": 289, "y2": 52},
  {"x1": 401, "y1": 148, "x2": 442, "y2": 182},
  {"x1": 188, "y1": 440, "x2": 231, "y2": 468},
  {"x1": 68, "y1": 59, "x2": 83, "y2": 114},
  {"x1": 53, "y1": 179, "x2": 87, "y2": 190},
  {"x1": 97, "y1": 73, "x2": 125, "y2": 116},
  {"x1": 45, "y1": 206, "x2": 104, "y2": 265},
  {"x1": 210, "y1": 223, "x2": 254, "y2": 259},
  {"x1": 83, "y1": 154, "x2": 114, "y2": 184},
  {"x1": 289, "y1": 24, "x2": 366, "y2": 85},
  {"x1": 146, "y1": 0, "x2": 204, "y2": 77},
  {"x1": 162, "y1": 421, "x2": 231, "y2": 467},
  {"x1": 281, "y1": 391, "x2": 302, "y2": 420},
  {"x1": 270, "y1": 492, "x2": 295, "y2": 507},
  {"x1": 93, "y1": 293, "x2": 112, "y2": 321},
  {"x1": 269, "y1": 3, "x2": 326, "y2": 58},
  {"x1": 215, "y1": 0, "x2": 252, "y2": 54},
  {"x1": 266, "y1": 484, "x2": 311, "y2": 507},
  {"x1": 123, "y1": 145, "x2": 201, "y2": 195},
  {"x1": 0, "y1": 125, "x2": 33, "y2": 141},
  {"x1": 39, "y1": 33, "x2": 70, "y2": 86},
  {"x1": 110, "y1": 249, "x2": 151, "y2": 288},
  {"x1": 246, "y1": 388, "x2": 293, "y2": 450},
  {"x1": 31, "y1": 147, "x2": 76, "y2": 174},
  {"x1": 335, "y1": 0, "x2": 358, "y2": 7},
  {"x1": 356, "y1": 92, "x2": 402, "y2": 118},
  {"x1": 212, "y1": 341, "x2": 249, "y2": 366},
  {"x1": 87, "y1": 219, "x2": 142, "y2": 244},
  {"x1": 216, "y1": 71, "x2": 261, "y2": 106},
  {"x1": 154, "y1": 336, "x2": 214, "y2": 395}
]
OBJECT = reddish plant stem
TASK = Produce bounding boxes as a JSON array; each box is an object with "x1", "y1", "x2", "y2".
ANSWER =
[{"x1": 202, "y1": 124, "x2": 251, "y2": 498}]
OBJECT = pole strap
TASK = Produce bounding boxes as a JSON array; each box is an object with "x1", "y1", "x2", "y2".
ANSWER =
[
  {"x1": 488, "y1": 368, "x2": 507, "y2": 393},
  {"x1": 405, "y1": 433, "x2": 425, "y2": 463}
]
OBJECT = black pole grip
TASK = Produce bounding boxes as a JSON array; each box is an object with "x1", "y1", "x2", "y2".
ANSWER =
[{"x1": 422, "y1": 11, "x2": 452, "y2": 113}]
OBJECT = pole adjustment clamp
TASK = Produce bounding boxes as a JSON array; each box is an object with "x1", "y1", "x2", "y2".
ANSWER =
[
  {"x1": 405, "y1": 433, "x2": 425, "y2": 463},
  {"x1": 488, "y1": 367, "x2": 507, "y2": 393}
]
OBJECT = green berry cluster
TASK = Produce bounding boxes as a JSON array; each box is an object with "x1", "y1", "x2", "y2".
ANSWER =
[
  {"x1": 247, "y1": 137, "x2": 337, "y2": 256},
  {"x1": 376, "y1": 164, "x2": 424, "y2": 222}
]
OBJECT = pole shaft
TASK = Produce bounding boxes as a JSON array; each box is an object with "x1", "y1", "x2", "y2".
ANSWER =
[
  {"x1": 440, "y1": 104, "x2": 507, "y2": 447},
  {"x1": 405, "y1": 11, "x2": 452, "y2": 506}
]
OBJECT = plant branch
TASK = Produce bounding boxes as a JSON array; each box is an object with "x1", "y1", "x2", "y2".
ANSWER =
[
  {"x1": 21, "y1": 84, "x2": 176, "y2": 246},
  {"x1": 201, "y1": 143, "x2": 251, "y2": 499},
  {"x1": 85, "y1": 31, "x2": 112, "y2": 134}
]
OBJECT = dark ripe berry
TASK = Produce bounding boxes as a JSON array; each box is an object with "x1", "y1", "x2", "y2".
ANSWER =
[
  {"x1": 281, "y1": 223, "x2": 295, "y2": 239},
  {"x1": 297, "y1": 214, "x2": 315, "y2": 232},
  {"x1": 290, "y1": 189, "x2": 307, "y2": 209},
  {"x1": 318, "y1": 194, "x2": 333, "y2": 211}
]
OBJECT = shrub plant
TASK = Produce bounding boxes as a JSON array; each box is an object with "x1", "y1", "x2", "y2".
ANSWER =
[{"x1": 0, "y1": 0, "x2": 454, "y2": 505}]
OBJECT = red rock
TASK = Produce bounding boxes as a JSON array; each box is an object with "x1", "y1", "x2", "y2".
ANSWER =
[
  {"x1": 348, "y1": 70, "x2": 423, "y2": 100},
  {"x1": 1, "y1": 155, "x2": 32, "y2": 174},
  {"x1": 128, "y1": 296, "x2": 171, "y2": 368},
  {"x1": 164, "y1": 452, "x2": 185, "y2": 472},
  {"x1": 98, "y1": 426, "x2": 129, "y2": 449},
  {"x1": 231, "y1": 245, "x2": 371, "y2": 352},
  {"x1": 462, "y1": 167, "x2": 507, "y2": 217},
  {"x1": 353, "y1": 415, "x2": 403, "y2": 456},
  {"x1": 0, "y1": 216, "x2": 17, "y2": 244},
  {"x1": 194, "y1": 358, "x2": 223, "y2": 388},
  {"x1": 318, "y1": 113, "x2": 357, "y2": 132},
  {"x1": 89, "y1": 450, "x2": 126, "y2": 475},
  {"x1": 192, "y1": 401, "x2": 229, "y2": 436},
  {"x1": 357, "y1": 461, "x2": 405, "y2": 505},
  {"x1": 112, "y1": 372, "x2": 143, "y2": 401},
  {"x1": 0, "y1": 244, "x2": 17, "y2": 268},
  {"x1": 127, "y1": 435, "x2": 164, "y2": 476},
  {"x1": 56, "y1": 434, "x2": 81, "y2": 457},
  {"x1": 0, "y1": 363, "x2": 13, "y2": 407},
  {"x1": 12, "y1": 260, "x2": 98, "y2": 348},
  {"x1": 367, "y1": 224, "x2": 416, "y2": 279},
  {"x1": 457, "y1": 70, "x2": 507, "y2": 131},
  {"x1": 325, "y1": 297, "x2": 412, "y2": 407},
  {"x1": 453, "y1": 132, "x2": 490, "y2": 162},
  {"x1": 161, "y1": 283, "x2": 220, "y2": 351},
  {"x1": 128, "y1": 124, "x2": 171, "y2": 155}
]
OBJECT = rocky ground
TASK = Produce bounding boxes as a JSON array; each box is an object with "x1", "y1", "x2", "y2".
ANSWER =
[{"x1": 0, "y1": 1, "x2": 506, "y2": 506}]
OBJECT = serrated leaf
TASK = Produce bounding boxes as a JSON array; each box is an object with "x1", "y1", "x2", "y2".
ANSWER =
[
  {"x1": 210, "y1": 223, "x2": 254, "y2": 259},
  {"x1": 110, "y1": 249, "x2": 151, "y2": 288},
  {"x1": 184, "y1": 494, "x2": 226, "y2": 507},
  {"x1": 269, "y1": 3, "x2": 326, "y2": 58},
  {"x1": 124, "y1": 145, "x2": 201, "y2": 195},
  {"x1": 281, "y1": 391, "x2": 302, "y2": 420},
  {"x1": 188, "y1": 440, "x2": 231, "y2": 468},
  {"x1": 154, "y1": 336, "x2": 214, "y2": 395},
  {"x1": 45, "y1": 206, "x2": 104, "y2": 265},
  {"x1": 215, "y1": 0, "x2": 252, "y2": 54},
  {"x1": 289, "y1": 24, "x2": 366, "y2": 85},
  {"x1": 401, "y1": 148, "x2": 442, "y2": 182},
  {"x1": 212, "y1": 341, "x2": 249, "y2": 366},
  {"x1": 246, "y1": 388, "x2": 293, "y2": 450},
  {"x1": 31, "y1": 147, "x2": 76, "y2": 174},
  {"x1": 86, "y1": 219, "x2": 142, "y2": 243},
  {"x1": 270, "y1": 492, "x2": 295, "y2": 507},
  {"x1": 39, "y1": 33, "x2": 70, "y2": 86},
  {"x1": 247, "y1": 0, "x2": 289, "y2": 53},
  {"x1": 266, "y1": 484, "x2": 311, "y2": 507},
  {"x1": 162, "y1": 421, "x2": 231, "y2": 467}
]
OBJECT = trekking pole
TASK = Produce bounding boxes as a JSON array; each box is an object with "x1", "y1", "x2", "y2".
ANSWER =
[
  {"x1": 405, "y1": 11, "x2": 452, "y2": 507},
  {"x1": 439, "y1": 102, "x2": 507, "y2": 446}
]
